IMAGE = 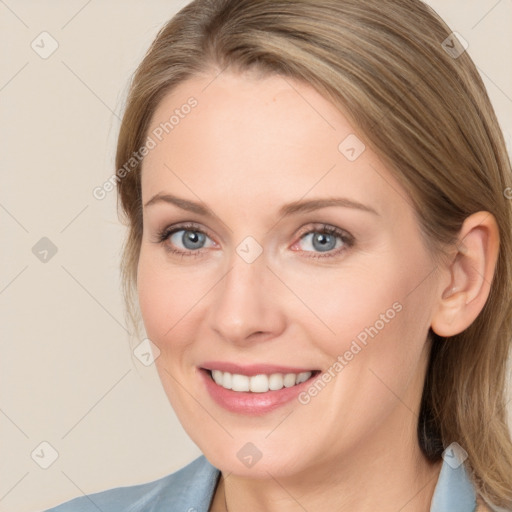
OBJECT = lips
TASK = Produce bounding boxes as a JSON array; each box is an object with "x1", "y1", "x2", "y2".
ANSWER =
[{"x1": 198, "y1": 361, "x2": 321, "y2": 415}]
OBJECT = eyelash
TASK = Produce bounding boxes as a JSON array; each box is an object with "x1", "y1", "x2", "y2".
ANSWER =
[{"x1": 153, "y1": 222, "x2": 354, "y2": 260}]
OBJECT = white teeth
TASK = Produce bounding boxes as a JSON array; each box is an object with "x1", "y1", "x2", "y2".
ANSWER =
[
  {"x1": 209, "y1": 370, "x2": 313, "y2": 392},
  {"x1": 249, "y1": 374, "x2": 268, "y2": 393},
  {"x1": 231, "y1": 373, "x2": 250, "y2": 392},
  {"x1": 212, "y1": 370, "x2": 222, "y2": 384},
  {"x1": 283, "y1": 373, "x2": 296, "y2": 387},
  {"x1": 222, "y1": 371, "x2": 232, "y2": 390},
  {"x1": 268, "y1": 373, "x2": 283, "y2": 390},
  {"x1": 296, "y1": 372, "x2": 311, "y2": 384}
]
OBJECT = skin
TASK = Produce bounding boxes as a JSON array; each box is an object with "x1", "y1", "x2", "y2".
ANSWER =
[{"x1": 137, "y1": 69, "x2": 499, "y2": 512}]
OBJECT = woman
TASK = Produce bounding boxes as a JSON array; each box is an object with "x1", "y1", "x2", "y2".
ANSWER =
[{"x1": 46, "y1": 0, "x2": 512, "y2": 510}]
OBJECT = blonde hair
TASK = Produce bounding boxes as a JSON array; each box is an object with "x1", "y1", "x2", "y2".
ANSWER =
[{"x1": 115, "y1": 0, "x2": 512, "y2": 506}]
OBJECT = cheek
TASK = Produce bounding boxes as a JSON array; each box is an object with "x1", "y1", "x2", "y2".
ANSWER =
[
  {"x1": 301, "y1": 246, "x2": 434, "y2": 405},
  {"x1": 294, "y1": 259, "x2": 410, "y2": 358},
  {"x1": 310, "y1": 232, "x2": 434, "y2": 356},
  {"x1": 136, "y1": 247, "x2": 215, "y2": 356},
  {"x1": 326, "y1": 270, "x2": 433, "y2": 414},
  {"x1": 136, "y1": 251, "x2": 201, "y2": 409},
  {"x1": 136, "y1": 248, "x2": 189, "y2": 350},
  {"x1": 137, "y1": 244, "x2": 198, "y2": 344},
  {"x1": 137, "y1": 256, "x2": 169, "y2": 341}
]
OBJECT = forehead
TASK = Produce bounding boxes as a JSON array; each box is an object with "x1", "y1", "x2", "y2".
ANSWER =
[{"x1": 141, "y1": 70, "x2": 405, "y2": 220}]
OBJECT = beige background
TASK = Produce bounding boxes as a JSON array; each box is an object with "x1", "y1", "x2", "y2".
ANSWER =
[{"x1": 1, "y1": 1, "x2": 511, "y2": 511}]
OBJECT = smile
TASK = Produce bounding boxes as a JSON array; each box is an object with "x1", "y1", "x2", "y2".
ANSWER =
[
  {"x1": 209, "y1": 369, "x2": 315, "y2": 392},
  {"x1": 199, "y1": 365, "x2": 321, "y2": 415}
]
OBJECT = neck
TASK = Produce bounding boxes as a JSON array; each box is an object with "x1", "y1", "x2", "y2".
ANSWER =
[{"x1": 211, "y1": 415, "x2": 443, "y2": 512}]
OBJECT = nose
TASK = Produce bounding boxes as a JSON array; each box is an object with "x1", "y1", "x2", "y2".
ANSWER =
[{"x1": 208, "y1": 254, "x2": 287, "y2": 346}]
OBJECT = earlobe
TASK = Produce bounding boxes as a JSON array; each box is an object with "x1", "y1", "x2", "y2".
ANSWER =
[{"x1": 430, "y1": 211, "x2": 500, "y2": 338}]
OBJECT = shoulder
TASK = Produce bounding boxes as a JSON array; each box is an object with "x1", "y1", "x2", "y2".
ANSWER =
[{"x1": 43, "y1": 455, "x2": 221, "y2": 512}]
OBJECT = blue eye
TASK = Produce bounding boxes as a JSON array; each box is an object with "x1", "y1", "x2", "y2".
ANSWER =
[
  {"x1": 156, "y1": 223, "x2": 215, "y2": 257},
  {"x1": 294, "y1": 224, "x2": 353, "y2": 259},
  {"x1": 169, "y1": 229, "x2": 210, "y2": 251},
  {"x1": 299, "y1": 231, "x2": 340, "y2": 252}
]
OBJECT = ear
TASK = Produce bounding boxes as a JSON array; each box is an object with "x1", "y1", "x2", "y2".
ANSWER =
[{"x1": 430, "y1": 211, "x2": 500, "y2": 337}]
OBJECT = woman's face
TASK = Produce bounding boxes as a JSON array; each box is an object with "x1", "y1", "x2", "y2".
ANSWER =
[{"x1": 137, "y1": 70, "x2": 442, "y2": 479}]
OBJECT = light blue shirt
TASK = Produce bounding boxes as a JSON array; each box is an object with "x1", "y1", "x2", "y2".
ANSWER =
[{"x1": 44, "y1": 454, "x2": 478, "y2": 511}]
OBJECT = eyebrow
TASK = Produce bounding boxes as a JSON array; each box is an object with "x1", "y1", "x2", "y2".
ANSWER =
[{"x1": 143, "y1": 193, "x2": 379, "y2": 217}]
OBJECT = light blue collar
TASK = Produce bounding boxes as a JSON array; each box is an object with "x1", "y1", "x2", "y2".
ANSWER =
[{"x1": 430, "y1": 456, "x2": 477, "y2": 511}]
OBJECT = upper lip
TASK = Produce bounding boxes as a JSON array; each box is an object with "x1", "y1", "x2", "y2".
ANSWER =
[{"x1": 200, "y1": 361, "x2": 319, "y2": 376}]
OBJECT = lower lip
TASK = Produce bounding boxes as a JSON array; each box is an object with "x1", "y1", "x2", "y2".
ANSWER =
[{"x1": 199, "y1": 368, "x2": 318, "y2": 415}]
